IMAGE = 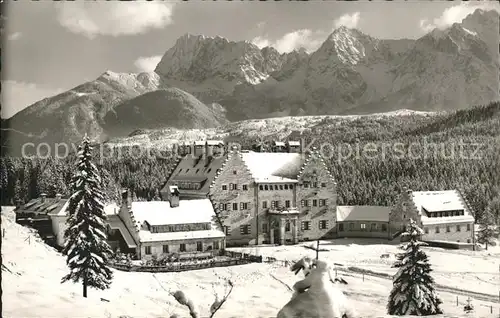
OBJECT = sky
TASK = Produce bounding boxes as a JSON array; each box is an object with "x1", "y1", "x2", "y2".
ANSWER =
[{"x1": 1, "y1": 1, "x2": 499, "y2": 119}]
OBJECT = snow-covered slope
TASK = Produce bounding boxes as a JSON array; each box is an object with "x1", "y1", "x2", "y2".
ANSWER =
[{"x1": 3, "y1": 207, "x2": 498, "y2": 318}]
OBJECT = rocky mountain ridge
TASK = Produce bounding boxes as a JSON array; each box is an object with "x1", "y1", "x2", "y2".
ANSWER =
[{"x1": 2, "y1": 8, "x2": 498, "y2": 155}]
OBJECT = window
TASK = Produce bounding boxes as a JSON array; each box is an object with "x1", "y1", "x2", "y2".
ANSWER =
[
  {"x1": 275, "y1": 185, "x2": 279, "y2": 190},
  {"x1": 424, "y1": 227, "x2": 429, "y2": 234},
  {"x1": 265, "y1": 185, "x2": 269, "y2": 190},
  {"x1": 271, "y1": 201, "x2": 276, "y2": 208},
  {"x1": 232, "y1": 203, "x2": 238, "y2": 211},
  {"x1": 240, "y1": 225, "x2": 251, "y2": 235},
  {"x1": 225, "y1": 226, "x2": 231, "y2": 236},
  {"x1": 222, "y1": 185, "x2": 227, "y2": 190},
  {"x1": 371, "y1": 223, "x2": 377, "y2": 231},
  {"x1": 163, "y1": 245, "x2": 169, "y2": 253},
  {"x1": 321, "y1": 183, "x2": 326, "y2": 188},
  {"x1": 360, "y1": 223, "x2": 367, "y2": 230},
  {"x1": 349, "y1": 223, "x2": 354, "y2": 230},
  {"x1": 313, "y1": 199, "x2": 317, "y2": 207},
  {"x1": 284, "y1": 184, "x2": 289, "y2": 190},
  {"x1": 262, "y1": 222, "x2": 268, "y2": 233},
  {"x1": 381, "y1": 224, "x2": 387, "y2": 232},
  {"x1": 213, "y1": 241, "x2": 220, "y2": 250},
  {"x1": 301, "y1": 221, "x2": 311, "y2": 231},
  {"x1": 338, "y1": 223, "x2": 344, "y2": 231},
  {"x1": 319, "y1": 220, "x2": 329, "y2": 230},
  {"x1": 435, "y1": 227, "x2": 440, "y2": 233},
  {"x1": 446, "y1": 226, "x2": 450, "y2": 233},
  {"x1": 180, "y1": 243, "x2": 186, "y2": 252},
  {"x1": 289, "y1": 185, "x2": 294, "y2": 190},
  {"x1": 240, "y1": 202, "x2": 249, "y2": 210},
  {"x1": 262, "y1": 201, "x2": 268, "y2": 209},
  {"x1": 313, "y1": 182, "x2": 318, "y2": 188},
  {"x1": 301, "y1": 200, "x2": 305, "y2": 207},
  {"x1": 466, "y1": 224, "x2": 471, "y2": 231},
  {"x1": 285, "y1": 221, "x2": 290, "y2": 232},
  {"x1": 279, "y1": 185, "x2": 284, "y2": 190},
  {"x1": 242, "y1": 184, "x2": 248, "y2": 191},
  {"x1": 304, "y1": 183, "x2": 309, "y2": 188},
  {"x1": 259, "y1": 185, "x2": 263, "y2": 190},
  {"x1": 456, "y1": 225, "x2": 461, "y2": 232},
  {"x1": 319, "y1": 199, "x2": 325, "y2": 207},
  {"x1": 233, "y1": 170, "x2": 237, "y2": 174},
  {"x1": 145, "y1": 246, "x2": 151, "y2": 255},
  {"x1": 196, "y1": 241, "x2": 203, "y2": 252},
  {"x1": 285, "y1": 200, "x2": 290, "y2": 208}
]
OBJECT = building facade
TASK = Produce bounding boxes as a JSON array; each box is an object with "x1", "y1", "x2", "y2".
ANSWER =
[
  {"x1": 209, "y1": 147, "x2": 337, "y2": 247},
  {"x1": 336, "y1": 206, "x2": 391, "y2": 239},
  {"x1": 119, "y1": 188, "x2": 226, "y2": 260},
  {"x1": 389, "y1": 189, "x2": 475, "y2": 243}
]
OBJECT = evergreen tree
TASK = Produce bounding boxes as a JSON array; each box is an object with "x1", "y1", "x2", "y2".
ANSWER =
[
  {"x1": 476, "y1": 209, "x2": 499, "y2": 250},
  {"x1": 387, "y1": 219, "x2": 443, "y2": 316},
  {"x1": 61, "y1": 135, "x2": 113, "y2": 298}
]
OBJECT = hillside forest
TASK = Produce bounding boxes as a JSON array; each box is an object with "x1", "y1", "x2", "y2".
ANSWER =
[{"x1": 1, "y1": 102, "x2": 499, "y2": 223}]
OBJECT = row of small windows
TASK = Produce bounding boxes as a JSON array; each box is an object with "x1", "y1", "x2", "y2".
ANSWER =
[
  {"x1": 338, "y1": 223, "x2": 388, "y2": 232},
  {"x1": 302, "y1": 182, "x2": 327, "y2": 188},
  {"x1": 301, "y1": 199, "x2": 328, "y2": 207},
  {"x1": 176, "y1": 182, "x2": 201, "y2": 190},
  {"x1": 259, "y1": 184, "x2": 294, "y2": 191},
  {"x1": 225, "y1": 220, "x2": 330, "y2": 236},
  {"x1": 221, "y1": 183, "x2": 328, "y2": 191},
  {"x1": 144, "y1": 241, "x2": 220, "y2": 255},
  {"x1": 222, "y1": 184, "x2": 249, "y2": 191},
  {"x1": 424, "y1": 224, "x2": 471, "y2": 234},
  {"x1": 219, "y1": 202, "x2": 251, "y2": 211},
  {"x1": 424, "y1": 209, "x2": 465, "y2": 218}
]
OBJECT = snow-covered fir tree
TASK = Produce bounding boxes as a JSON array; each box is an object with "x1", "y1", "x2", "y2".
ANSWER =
[
  {"x1": 61, "y1": 135, "x2": 113, "y2": 297},
  {"x1": 387, "y1": 219, "x2": 443, "y2": 316},
  {"x1": 477, "y1": 209, "x2": 499, "y2": 250}
]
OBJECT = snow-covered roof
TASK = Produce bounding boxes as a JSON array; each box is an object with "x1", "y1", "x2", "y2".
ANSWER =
[
  {"x1": 336, "y1": 206, "x2": 391, "y2": 222},
  {"x1": 411, "y1": 190, "x2": 474, "y2": 225},
  {"x1": 19, "y1": 197, "x2": 68, "y2": 216},
  {"x1": 131, "y1": 199, "x2": 216, "y2": 226},
  {"x1": 139, "y1": 229, "x2": 225, "y2": 243},
  {"x1": 273, "y1": 141, "x2": 286, "y2": 147},
  {"x1": 240, "y1": 151, "x2": 305, "y2": 183},
  {"x1": 55, "y1": 202, "x2": 119, "y2": 217},
  {"x1": 107, "y1": 214, "x2": 137, "y2": 248}
]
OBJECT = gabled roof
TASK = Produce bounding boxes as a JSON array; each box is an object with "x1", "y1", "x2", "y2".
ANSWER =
[
  {"x1": 131, "y1": 199, "x2": 216, "y2": 226},
  {"x1": 107, "y1": 214, "x2": 138, "y2": 248},
  {"x1": 336, "y1": 206, "x2": 391, "y2": 222},
  {"x1": 17, "y1": 197, "x2": 68, "y2": 216},
  {"x1": 129, "y1": 199, "x2": 225, "y2": 243},
  {"x1": 162, "y1": 153, "x2": 227, "y2": 198},
  {"x1": 240, "y1": 151, "x2": 305, "y2": 183},
  {"x1": 410, "y1": 190, "x2": 475, "y2": 225}
]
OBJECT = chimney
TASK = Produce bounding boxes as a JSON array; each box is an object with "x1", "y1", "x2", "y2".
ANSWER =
[
  {"x1": 121, "y1": 189, "x2": 132, "y2": 208},
  {"x1": 40, "y1": 193, "x2": 47, "y2": 203},
  {"x1": 56, "y1": 193, "x2": 62, "y2": 201},
  {"x1": 169, "y1": 186, "x2": 180, "y2": 208},
  {"x1": 205, "y1": 142, "x2": 213, "y2": 166}
]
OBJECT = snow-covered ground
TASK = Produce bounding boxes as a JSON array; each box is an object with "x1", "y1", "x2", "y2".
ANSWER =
[{"x1": 2, "y1": 206, "x2": 499, "y2": 318}]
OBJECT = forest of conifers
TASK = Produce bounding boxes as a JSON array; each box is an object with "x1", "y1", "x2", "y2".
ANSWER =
[{"x1": 1, "y1": 101, "x2": 499, "y2": 223}]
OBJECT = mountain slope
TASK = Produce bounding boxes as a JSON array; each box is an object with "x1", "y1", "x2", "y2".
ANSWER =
[
  {"x1": 103, "y1": 88, "x2": 228, "y2": 138},
  {"x1": 3, "y1": 9, "x2": 498, "y2": 155}
]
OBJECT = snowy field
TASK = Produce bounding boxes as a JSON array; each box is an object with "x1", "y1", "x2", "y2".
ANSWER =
[{"x1": 2, "y1": 206, "x2": 499, "y2": 318}]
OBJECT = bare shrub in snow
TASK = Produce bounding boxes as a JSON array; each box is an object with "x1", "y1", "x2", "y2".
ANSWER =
[{"x1": 169, "y1": 276, "x2": 234, "y2": 318}]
